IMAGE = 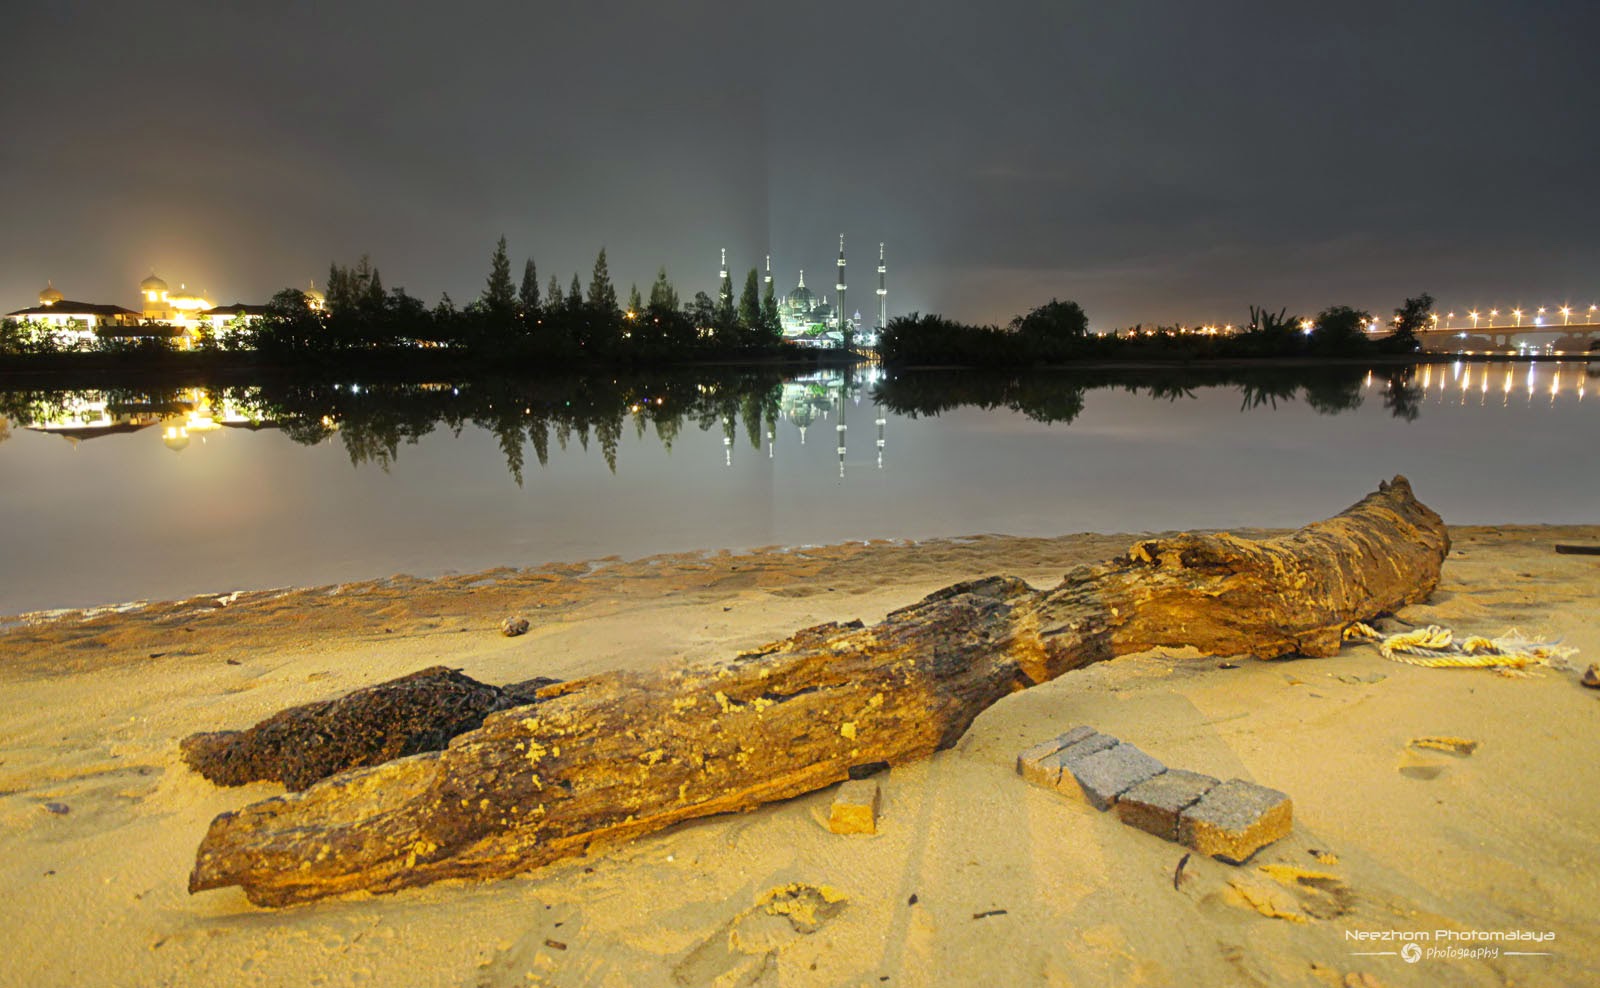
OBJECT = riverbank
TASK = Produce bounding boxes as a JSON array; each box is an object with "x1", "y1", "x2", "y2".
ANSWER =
[{"x1": 2, "y1": 526, "x2": 1597, "y2": 987}]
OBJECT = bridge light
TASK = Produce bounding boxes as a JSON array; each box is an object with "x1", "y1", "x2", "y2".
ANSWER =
[{"x1": 1560, "y1": 306, "x2": 1571, "y2": 324}]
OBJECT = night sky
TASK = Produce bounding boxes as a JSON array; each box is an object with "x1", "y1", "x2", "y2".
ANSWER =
[{"x1": 5, "y1": 1, "x2": 1598, "y2": 330}]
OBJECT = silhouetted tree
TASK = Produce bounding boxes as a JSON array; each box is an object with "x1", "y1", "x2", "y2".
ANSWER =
[
  {"x1": 546, "y1": 275, "x2": 564, "y2": 312},
  {"x1": 688, "y1": 291, "x2": 716, "y2": 334},
  {"x1": 587, "y1": 248, "x2": 617, "y2": 315},
  {"x1": 761, "y1": 279, "x2": 781, "y2": 341},
  {"x1": 483, "y1": 236, "x2": 516, "y2": 317},
  {"x1": 626, "y1": 284, "x2": 642, "y2": 316},
  {"x1": 739, "y1": 268, "x2": 762, "y2": 332},
  {"x1": 1390, "y1": 293, "x2": 1433, "y2": 351},
  {"x1": 1313, "y1": 305, "x2": 1371, "y2": 354},
  {"x1": 1012, "y1": 298, "x2": 1089, "y2": 341},
  {"x1": 519, "y1": 259, "x2": 540, "y2": 319},
  {"x1": 648, "y1": 268, "x2": 679, "y2": 313}
]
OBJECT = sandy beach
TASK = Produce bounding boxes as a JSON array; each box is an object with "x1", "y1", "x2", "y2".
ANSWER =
[{"x1": 2, "y1": 524, "x2": 1597, "y2": 988}]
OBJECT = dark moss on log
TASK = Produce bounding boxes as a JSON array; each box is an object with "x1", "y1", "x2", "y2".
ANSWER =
[{"x1": 179, "y1": 667, "x2": 559, "y2": 791}]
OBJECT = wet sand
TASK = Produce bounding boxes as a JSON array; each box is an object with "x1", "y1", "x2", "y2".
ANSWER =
[{"x1": 2, "y1": 525, "x2": 1597, "y2": 987}]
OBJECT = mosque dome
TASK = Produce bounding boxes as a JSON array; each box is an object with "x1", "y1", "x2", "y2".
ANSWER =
[
  {"x1": 38, "y1": 281, "x2": 63, "y2": 305},
  {"x1": 785, "y1": 281, "x2": 816, "y2": 312},
  {"x1": 304, "y1": 281, "x2": 326, "y2": 304},
  {"x1": 140, "y1": 273, "x2": 169, "y2": 292}
]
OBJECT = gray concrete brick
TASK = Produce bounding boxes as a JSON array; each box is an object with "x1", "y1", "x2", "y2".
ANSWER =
[
  {"x1": 1114, "y1": 769, "x2": 1220, "y2": 841},
  {"x1": 1057, "y1": 742, "x2": 1166, "y2": 810},
  {"x1": 1178, "y1": 778, "x2": 1293, "y2": 863},
  {"x1": 1015, "y1": 725, "x2": 1102, "y2": 789}
]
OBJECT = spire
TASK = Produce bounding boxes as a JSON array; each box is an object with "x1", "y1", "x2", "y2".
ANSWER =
[
  {"x1": 835, "y1": 234, "x2": 847, "y2": 338},
  {"x1": 876, "y1": 241, "x2": 887, "y2": 333},
  {"x1": 798, "y1": 269, "x2": 805, "y2": 289},
  {"x1": 764, "y1": 254, "x2": 772, "y2": 286}
]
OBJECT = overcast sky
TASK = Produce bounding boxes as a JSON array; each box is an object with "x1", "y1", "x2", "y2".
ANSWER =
[{"x1": 4, "y1": 1, "x2": 1597, "y2": 329}]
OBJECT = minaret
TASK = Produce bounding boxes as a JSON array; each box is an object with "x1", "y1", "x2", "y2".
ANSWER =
[
  {"x1": 718, "y1": 248, "x2": 729, "y2": 306},
  {"x1": 835, "y1": 234, "x2": 847, "y2": 336},
  {"x1": 764, "y1": 254, "x2": 772, "y2": 290},
  {"x1": 876, "y1": 242, "x2": 887, "y2": 333}
]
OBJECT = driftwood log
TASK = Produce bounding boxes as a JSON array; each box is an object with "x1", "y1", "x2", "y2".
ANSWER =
[
  {"x1": 180, "y1": 667, "x2": 560, "y2": 791},
  {"x1": 190, "y1": 477, "x2": 1448, "y2": 906}
]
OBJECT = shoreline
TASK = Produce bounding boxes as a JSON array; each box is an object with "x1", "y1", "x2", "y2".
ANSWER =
[
  {"x1": 3, "y1": 525, "x2": 1598, "y2": 987},
  {"x1": 1, "y1": 351, "x2": 1593, "y2": 390}
]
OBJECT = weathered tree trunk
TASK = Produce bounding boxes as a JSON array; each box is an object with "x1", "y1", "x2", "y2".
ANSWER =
[{"x1": 190, "y1": 477, "x2": 1448, "y2": 906}]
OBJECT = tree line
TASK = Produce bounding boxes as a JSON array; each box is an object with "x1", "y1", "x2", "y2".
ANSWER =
[
  {"x1": 251, "y1": 238, "x2": 791, "y2": 360},
  {"x1": 878, "y1": 295, "x2": 1437, "y2": 366},
  {"x1": 0, "y1": 237, "x2": 793, "y2": 365}
]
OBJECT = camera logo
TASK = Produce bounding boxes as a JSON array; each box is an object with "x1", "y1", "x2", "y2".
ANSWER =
[{"x1": 1401, "y1": 943, "x2": 1423, "y2": 964}]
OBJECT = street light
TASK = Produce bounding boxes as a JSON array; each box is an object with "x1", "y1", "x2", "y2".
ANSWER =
[
  {"x1": 1490, "y1": 308, "x2": 1499, "y2": 328},
  {"x1": 1561, "y1": 306, "x2": 1572, "y2": 325},
  {"x1": 1469, "y1": 310, "x2": 1480, "y2": 329},
  {"x1": 1512, "y1": 308, "x2": 1523, "y2": 327}
]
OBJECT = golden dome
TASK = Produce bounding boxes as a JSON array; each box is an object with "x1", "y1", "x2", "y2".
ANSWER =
[
  {"x1": 304, "y1": 280, "x2": 326, "y2": 303},
  {"x1": 38, "y1": 281, "x2": 63, "y2": 305},
  {"x1": 140, "y1": 273, "x2": 169, "y2": 292}
]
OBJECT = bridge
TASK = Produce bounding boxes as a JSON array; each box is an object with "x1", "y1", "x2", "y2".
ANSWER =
[{"x1": 1412, "y1": 322, "x2": 1600, "y2": 355}]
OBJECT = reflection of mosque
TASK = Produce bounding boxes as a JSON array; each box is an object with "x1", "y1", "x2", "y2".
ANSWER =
[
  {"x1": 18, "y1": 389, "x2": 269, "y2": 451},
  {"x1": 724, "y1": 367, "x2": 888, "y2": 477}
]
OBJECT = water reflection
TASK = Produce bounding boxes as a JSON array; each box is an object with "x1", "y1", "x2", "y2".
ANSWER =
[{"x1": 4, "y1": 362, "x2": 1597, "y2": 485}]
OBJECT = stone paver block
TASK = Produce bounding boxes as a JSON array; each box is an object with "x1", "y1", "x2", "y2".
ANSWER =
[
  {"x1": 828, "y1": 778, "x2": 881, "y2": 835},
  {"x1": 1058, "y1": 742, "x2": 1166, "y2": 810},
  {"x1": 1179, "y1": 778, "x2": 1293, "y2": 863},
  {"x1": 1016, "y1": 725, "x2": 1099, "y2": 788},
  {"x1": 1031, "y1": 730, "x2": 1120, "y2": 789},
  {"x1": 1114, "y1": 769, "x2": 1220, "y2": 841}
]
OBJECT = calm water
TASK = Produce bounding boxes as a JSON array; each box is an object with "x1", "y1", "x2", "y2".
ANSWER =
[{"x1": 2, "y1": 361, "x2": 1596, "y2": 614}]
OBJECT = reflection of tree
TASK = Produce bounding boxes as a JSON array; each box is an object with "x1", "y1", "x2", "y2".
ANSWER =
[
  {"x1": 0, "y1": 418, "x2": 9, "y2": 443},
  {"x1": 1379, "y1": 367, "x2": 1424, "y2": 422},
  {"x1": 1237, "y1": 379, "x2": 1300, "y2": 411},
  {"x1": 1301, "y1": 373, "x2": 1365, "y2": 415},
  {"x1": 875, "y1": 365, "x2": 1383, "y2": 424},
  {"x1": 224, "y1": 369, "x2": 790, "y2": 482}
]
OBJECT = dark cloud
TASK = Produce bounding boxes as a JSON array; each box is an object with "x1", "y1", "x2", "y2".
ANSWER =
[{"x1": 3, "y1": 1, "x2": 1596, "y2": 330}]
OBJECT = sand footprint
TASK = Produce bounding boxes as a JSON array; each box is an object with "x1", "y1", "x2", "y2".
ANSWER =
[{"x1": 670, "y1": 883, "x2": 847, "y2": 987}]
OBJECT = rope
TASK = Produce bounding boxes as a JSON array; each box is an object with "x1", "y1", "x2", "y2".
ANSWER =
[{"x1": 1342, "y1": 622, "x2": 1576, "y2": 670}]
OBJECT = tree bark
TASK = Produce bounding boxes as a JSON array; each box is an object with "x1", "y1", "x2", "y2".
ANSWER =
[{"x1": 190, "y1": 477, "x2": 1448, "y2": 906}]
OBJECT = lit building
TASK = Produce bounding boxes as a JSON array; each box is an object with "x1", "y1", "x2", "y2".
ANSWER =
[
  {"x1": 138, "y1": 272, "x2": 218, "y2": 325},
  {"x1": 7, "y1": 273, "x2": 319, "y2": 348},
  {"x1": 778, "y1": 270, "x2": 839, "y2": 342},
  {"x1": 772, "y1": 237, "x2": 885, "y2": 347},
  {"x1": 4, "y1": 282, "x2": 142, "y2": 342}
]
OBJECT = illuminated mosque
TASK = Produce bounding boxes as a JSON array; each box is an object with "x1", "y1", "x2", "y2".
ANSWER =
[{"x1": 736, "y1": 236, "x2": 888, "y2": 348}]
